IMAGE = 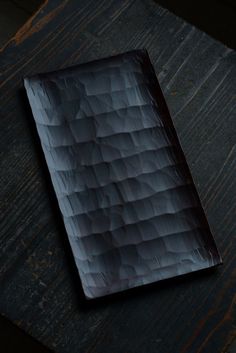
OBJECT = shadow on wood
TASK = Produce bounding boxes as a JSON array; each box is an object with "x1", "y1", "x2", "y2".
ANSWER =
[{"x1": 155, "y1": 0, "x2": 236, "y2": 49}]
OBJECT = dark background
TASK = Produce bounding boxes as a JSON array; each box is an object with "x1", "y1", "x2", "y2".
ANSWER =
[{"x1": 0, "y1": 0, "x2": 235, "y2": 352}]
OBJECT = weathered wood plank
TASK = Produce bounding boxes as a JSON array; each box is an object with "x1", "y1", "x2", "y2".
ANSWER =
[{"x1": 0, "y1": 0, "x2": 235, "y2": 352}]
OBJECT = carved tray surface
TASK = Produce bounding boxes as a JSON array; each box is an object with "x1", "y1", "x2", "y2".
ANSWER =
[{"x1": 24, "y1": 50, "x2": 222, "y2": 299}]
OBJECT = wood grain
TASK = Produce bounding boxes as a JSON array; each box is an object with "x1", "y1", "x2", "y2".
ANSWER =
[{"x1": 0, "y1": 0, "x2": 235, "y2": 352}]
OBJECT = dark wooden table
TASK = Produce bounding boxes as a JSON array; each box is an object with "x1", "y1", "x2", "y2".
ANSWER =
[{"x1": 1, "y1": 1, "x2": 236, "y2": 352}]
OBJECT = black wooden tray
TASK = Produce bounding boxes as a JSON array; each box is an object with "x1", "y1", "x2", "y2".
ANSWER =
[{"x1": 24, "y1": 49, "x2": 222, "y2": 299}]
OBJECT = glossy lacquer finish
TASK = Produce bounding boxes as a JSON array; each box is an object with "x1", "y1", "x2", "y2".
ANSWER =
[{"x1": 24, "y1": 50, "x2": 221, "y2": 299}]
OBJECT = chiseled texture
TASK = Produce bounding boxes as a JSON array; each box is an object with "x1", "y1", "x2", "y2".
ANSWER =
[{"x1": 24, "y1": 49, "x2": 221, "y2": 299}]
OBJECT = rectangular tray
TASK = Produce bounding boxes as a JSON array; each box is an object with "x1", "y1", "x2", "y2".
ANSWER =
[{"x1": 24, "y1": 49, "x2": 222, "y2": 299}]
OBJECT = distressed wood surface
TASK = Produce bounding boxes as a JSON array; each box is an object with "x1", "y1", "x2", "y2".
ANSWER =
[{"x1": 0, "y1": 1, "x2": 236, "y2": 352}]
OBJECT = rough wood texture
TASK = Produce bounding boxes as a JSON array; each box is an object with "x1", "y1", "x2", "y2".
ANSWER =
[{"x1": 0, "y1": 1, "x2": 235, "y2": 352}]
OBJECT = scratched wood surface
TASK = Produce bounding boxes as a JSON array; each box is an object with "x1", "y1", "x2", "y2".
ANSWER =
[{"x1": 0, "y1": 1, "x2": 236, "y2": 352}]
